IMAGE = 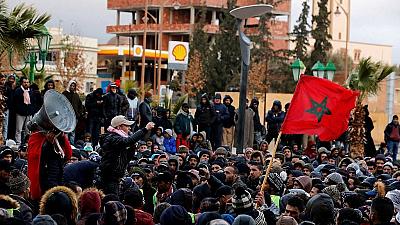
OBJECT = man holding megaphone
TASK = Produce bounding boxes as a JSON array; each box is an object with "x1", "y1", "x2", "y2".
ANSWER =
[{"x1": 99, "y1": 115, "x2": 154, "y2": 195}]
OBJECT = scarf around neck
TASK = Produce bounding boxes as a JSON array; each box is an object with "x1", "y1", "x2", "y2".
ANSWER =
[
  {"x1": 21, "y1": 86, "x2": 30, "y2": 105},
  {"x1": 107, "y1": 126, "x2": 128, "y2": 137}
]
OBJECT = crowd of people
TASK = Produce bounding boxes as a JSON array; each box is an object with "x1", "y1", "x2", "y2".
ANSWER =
[{"x1": 0, "y1": 74, "x2": 400, "y2": 225}]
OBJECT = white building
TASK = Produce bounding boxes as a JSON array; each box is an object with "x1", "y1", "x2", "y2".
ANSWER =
[{"x1": 43, "y1": 28, "x2": 98, "y2": 94}]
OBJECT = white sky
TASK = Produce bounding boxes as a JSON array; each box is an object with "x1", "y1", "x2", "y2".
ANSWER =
[{"x1": 8, "y1": 0, "x2": 400, "y2": 64}]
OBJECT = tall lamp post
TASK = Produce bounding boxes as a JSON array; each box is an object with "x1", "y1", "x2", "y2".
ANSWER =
[
  {"x1": 230, "y1": 4, "x2": 272, "y2": 154},
  {"x1": 9, "y1": 26, "x2": 52, "y2": 82},
  {"x1": 334, "y1": 0, "x2": 350, "y2": 80}
]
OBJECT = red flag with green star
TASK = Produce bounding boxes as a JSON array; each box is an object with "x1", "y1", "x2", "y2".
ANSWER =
[{"x1": 281, "y1": 75, "x2": 359, "y2": 141}]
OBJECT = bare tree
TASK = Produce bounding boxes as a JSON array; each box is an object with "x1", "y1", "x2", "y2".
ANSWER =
[{"x1": 54, "y1": 35, "x2": 91, "y2": 91}]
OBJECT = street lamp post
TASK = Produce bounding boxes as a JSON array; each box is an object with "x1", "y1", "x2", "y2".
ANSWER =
[
  {"x1": 290, "y1": 59, "x2": 306, "y2": 81},
  {"x1": 291, "y1": 59, "x2": 336, "y2": 81},
  {"x1": 9, "y1": 26, "x2": 52, "y2": 82},
  {"x1": 230, "y1": 4, "x2": 272, "y2": 154},
  {"x1": 311, "y1": 61, "x2": 325, "y2": 78},
  {"x1": 334, "y1": 0, "x2": 350, "y2": 80}
]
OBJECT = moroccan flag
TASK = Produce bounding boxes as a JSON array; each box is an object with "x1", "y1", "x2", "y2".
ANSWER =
[{"x1": 281, "y1": 75, "x2": 359, "y2": 141}]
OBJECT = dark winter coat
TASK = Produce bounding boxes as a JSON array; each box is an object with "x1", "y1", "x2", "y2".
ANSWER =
[
  {"x1": 195, "y1": 101, "x2": 216, "y2": 126},
  {"x1": 9, "y1": 194, "x2": 35, "y2": 225},
  {"x1": 214, "y1": 103, "x2": 229, "y2": 125},
  {"x1": 139, "y1": 99, "x2": 152, "y2": 128},
  {"x1": 99, "y1": 128, "x2": 146, "y2": 181},
  {"x1": 250, "y1": 99, "x2": 263, "y2": 132},
  {"x1": 13, "y1": 87, "x2": 36, "y2": 116},
  {"x1": 266, "y1": 101, "x2": 285, "y2": 133},
  {"x1": 40, "y1": 140, "x2": 67, "y2": 192},
  {"x1": 174, "y1": 111, "x2": 194, "y2": 137},
  {"x1": 223, "y1": 102, "x2": 236, "y2": 128},
  {"x1": 62, "y1": 90, "x2": 84, "y2": 118},
  {"x1": 63, "y1": 160, "x2": 99, "y2": 189},
  {"x1": 103, "y1": 92, "x2": 125, "y2": 119},
  {"x1": 85, "y1": 89, "x2": 104, "y2": 119},
  {"x1": 384, "y1": 122, "x2": 400, "y2": 142}
]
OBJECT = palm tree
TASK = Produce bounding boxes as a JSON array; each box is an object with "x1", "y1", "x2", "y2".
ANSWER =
[
  {"x1": 0, "y1": 1, "x2": 50, "y2": 144},
  {"x1": 347, "y1": 57, "x2": 395, "y2": 158},
  {"x1": 0, "y1": 0, "x2": 51, "y2": 60}
]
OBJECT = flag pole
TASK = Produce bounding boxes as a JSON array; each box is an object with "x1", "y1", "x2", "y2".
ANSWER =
[{"x1": 260, "y1": 131, "x2": 282, "y2": 193}]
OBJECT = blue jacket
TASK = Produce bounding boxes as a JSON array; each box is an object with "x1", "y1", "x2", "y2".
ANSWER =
[
  {"x1": 214, "y1": 103, "x2": 229, "y2": 125},
  {"x1": 163, "y1": 137, "x2": 176, "y2": 154}
]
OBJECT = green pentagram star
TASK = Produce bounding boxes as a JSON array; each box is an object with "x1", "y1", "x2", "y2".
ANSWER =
[{"x1": 305, "y1": 96, "x2": 331, "y2": 123}]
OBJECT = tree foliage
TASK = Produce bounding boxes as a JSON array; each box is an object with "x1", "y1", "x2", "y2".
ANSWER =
[
  {"x1": 291, "y1": 0, "x2": 311, "y2": 61},
  {"x1": 328, "y1": 50, "x2": 353, "y2": 73},
  {"x1": 205, "y1": 0, "x2": 240, "y2": 93},
  {"x1": 347, "y1": 57, "x2": 395, "y2": 158},
  {"x1": 309, "y1": 0, "x2": 332, "y2": 68},
  {"x1": 348, "y1": 57, "x2": 395, "y2": 103},
  {"x1": 184, "y1": 50, "x2": 206, "y2": 97},
  {"x1": 0, "y1": 0, "x2": 51, "y2": 62}
]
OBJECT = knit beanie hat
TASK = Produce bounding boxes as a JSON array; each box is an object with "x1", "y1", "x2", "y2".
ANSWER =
[
  {"x1": 7, "y1": 169, "x2": 30, "y2": 194},
  {"x1": 295, "y1": 176, "x2": 312, "y2": 193},
  {"x1": 322, "y1": 185, "x2": 341, "y2": 206},
  {"x1": 276, "y1": 215, "x2": 298, "y2": 225},
  {"x1": 324, "y1": 172, "x2": 344, "y2": 185},
  {"x1": 268, "y1": 173, "x2": 284, "y2": 193},
  {"x1": 160, "y1": 205, "x2": 191, "y2": 225},
  {"x1": 232, "y1": 215, "x2": 256, "y2": 225},
  {"x1": 33, "y1": 215, "x2": 57, "y2": 225},
  {"x1": 79, "y1": 189, "x2": 102, "y2": 216},
  {"x1": 197, "y1": 212, "x2": 222, "y2": 225},
  {"x1": 102, "y1": 201, "x2": 127, "y2": 225},
  {"x1": 232, "y1": 186, "x2": 253, "y2": 210}
]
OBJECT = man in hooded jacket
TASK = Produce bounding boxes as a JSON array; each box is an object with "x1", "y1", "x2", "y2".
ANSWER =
[
  {"x1": 62, "y1": 80, "x2": 84, "y2": 145},
  {"x1": 223, "y1": 95, "x2": 236, "y2": 149},
  {"x1": 85, "y1": 88, "x2": 104, "y2": 146},
  {"x1": 266, "y1": 100, "x2": 285, "y2": 143},
  {"x1": 103, "y1": 83, "x2": 126, "y2": 128},
  {"x1": 174, "y1": 103, "x2": 194, "y2": 148},
  {"x1": 195, "y1": 94, "x2": 216, "y2": 141}
]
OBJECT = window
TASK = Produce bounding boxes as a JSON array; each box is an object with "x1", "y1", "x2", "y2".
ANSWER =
[
  {"x1": 85, "y1": 82, "x2": 94, "y2": 93},
  {"x1": 338, "y1": 32, "x2": 342, "y2": 40},
  {"x1": 340, "y1": 0, "x2": 343, "y2": 4},
  {"x1": 354, "y1": 49, "x2": 361, "y2": 61}
]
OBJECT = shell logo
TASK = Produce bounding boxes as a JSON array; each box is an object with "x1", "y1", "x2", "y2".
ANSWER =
[
  {"x1": 135, "y1": 46, "x2": 142, "y2": 55},
  {"x1": 133, "y1": 45, "x2": 143, "y2": 57},
  {"x1": 172, "y1": 44, "x2": 187, "y2": 61}
]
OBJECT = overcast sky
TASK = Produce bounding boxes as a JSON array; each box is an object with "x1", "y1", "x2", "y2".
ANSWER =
[{"x1": 9, "y1": 0, "x2": 400, "y2": 64}]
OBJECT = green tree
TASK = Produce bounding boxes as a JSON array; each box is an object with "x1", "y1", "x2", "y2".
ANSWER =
[
  {"x1": 250, "y1": 0, "x2": 294, "y2": 93},
  {"x1": 328, "y1": 50, "x2": 353, "y2": 73},
  {"x1": 347, "y1": 57, "x2": 395, "y2": 158},
  {"x1": 0, "y1": 1, "x2": 50, "y2": 61},
  {"x1": 205, "y1": 0, "x2": 240, "y2": 93},
  {"x1": 291, "y1": 0, "x2": 311, "y2": 61},
  {"x1": 190, "y1": 6, "x2": 208, "y2": 59},
  {"x1": 309, "y1": 0, "x2": 332, "y2": 69}
]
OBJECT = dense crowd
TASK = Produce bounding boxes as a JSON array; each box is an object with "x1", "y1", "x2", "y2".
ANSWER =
[{"x1": 0, "y1": 74, "x2": 400, "y2": 225}]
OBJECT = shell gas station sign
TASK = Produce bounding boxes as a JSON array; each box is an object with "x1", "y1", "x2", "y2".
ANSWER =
[{"x1": 168, "y1": 41, "x2": 189, "y2": 70}]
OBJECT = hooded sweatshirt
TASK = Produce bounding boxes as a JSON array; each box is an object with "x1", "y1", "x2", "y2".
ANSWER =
[{"x1": 62, "y1": 80, "x2": 84, "y2": 117}]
